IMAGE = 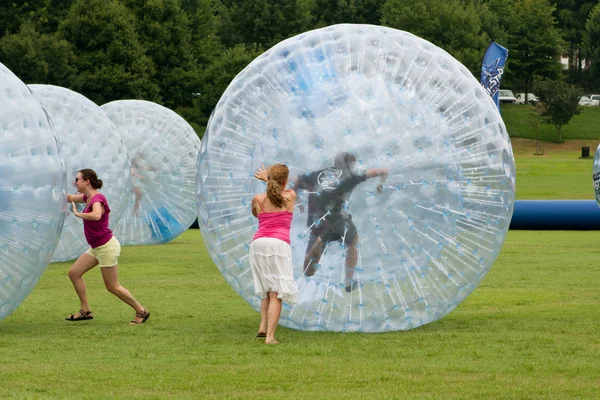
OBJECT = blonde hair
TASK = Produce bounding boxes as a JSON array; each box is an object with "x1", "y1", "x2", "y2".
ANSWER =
[{"x1": 266, "y1": 164, "x2": 289, "y2": 208}]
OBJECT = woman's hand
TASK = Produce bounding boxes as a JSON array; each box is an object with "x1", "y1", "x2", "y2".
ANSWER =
[
  {"x1": 71, "y1": 202, "x2": 82, "y2": 218},
  {"x1": 254, "y1": 164, "x2": 268, "y2": 182}
]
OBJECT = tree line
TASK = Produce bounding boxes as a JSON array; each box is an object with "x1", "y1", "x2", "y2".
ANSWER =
[{"x1": 1, "y1": 0, "x2": 599, "y2": 134}]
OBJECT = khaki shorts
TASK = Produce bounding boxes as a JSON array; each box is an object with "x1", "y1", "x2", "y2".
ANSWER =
[{"x1": 85, "y1": 236, "x2": 121, "y2": 267}]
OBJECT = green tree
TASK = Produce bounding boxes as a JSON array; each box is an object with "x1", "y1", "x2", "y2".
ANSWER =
[
  {"x1": 471, "y1": 0, "x2": 510, "y2": 46},
  {"x1": 0, "y1": 21, "x2": 75, "y2": 86},
  {"x1": 528, "y1": 102, "x2": 546, "y2": 155},
  {"x1": 584, "y1": 3, "x2": 600, "y2": 90},
  {"x1": 309, "y1": 0, "x2": 386, "y2": 27},
  {"x1": 381, "y1": 0, "x2": 490, "y2": 74},
  {"x1": 534, "y1": 77, "x2": 582, "y2": 142},
  {"x1": 554, "y1": 0, "x2": 597, "y2": 84},
  {"x1": 181, "y1": 45, "x2": 259, "y2": 129},
  {"x1": 124, "y1": 0, "x2": 199, "y2": 108},
  {"x1": 0, "y1": 0, "x2": 74, "y2": 35},
  {"x1": 181, "y1": 0, "x2": 223, "y2": 64},
  {"x1": 507, "y1": 0, "x2": 564, "y2": 96},
  {"x1": 218, "y1": 0, "x2": 311, "y2": 48},
  {"x1": 57, "y1": 0, "x2": 160, "y2": 104}
]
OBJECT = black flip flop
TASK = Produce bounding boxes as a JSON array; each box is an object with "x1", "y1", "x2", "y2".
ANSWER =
[{"x1": 256, "y1": 332, "x2": 266, "y2": 338}]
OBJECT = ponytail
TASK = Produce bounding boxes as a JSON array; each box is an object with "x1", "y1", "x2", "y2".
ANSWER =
[
  {"x1": 267, "y1": 179, "x2": 286, "y2": 208},
  {"x1": 265, "y1": 164, "x2": 289, "y2": 208}
]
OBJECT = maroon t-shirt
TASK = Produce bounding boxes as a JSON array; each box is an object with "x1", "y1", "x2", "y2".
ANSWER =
[{"x1": 82, "y1": 194, "x2": 113, "y2": 248}]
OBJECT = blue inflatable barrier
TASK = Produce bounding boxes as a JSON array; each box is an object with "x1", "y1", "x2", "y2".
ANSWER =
[
  {"x1": 189, "y1": 200, "x2": 600, "y2": 231},
  {"x1": 510, "y1": 200, "x2": 600, "y2": 230},
  {"x1": 147, "y1": 207, "x2": 182, "y2": 242}
]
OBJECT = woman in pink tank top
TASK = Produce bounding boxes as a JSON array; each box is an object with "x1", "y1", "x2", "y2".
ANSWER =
[
  {"x1": 250, "y1": 163, "x2": 299, "y2": 344},
  {"x1": 65, "y1": 168, "x2": 149, "y2": 325}
]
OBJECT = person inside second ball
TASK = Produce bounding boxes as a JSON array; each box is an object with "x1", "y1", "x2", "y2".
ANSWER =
[
  {"x1": 292, "y1": 152, "x2": 388, "y2": 292},
  {"x1": 251, "y1": 164, "x2": 299, "y2": 345},
  {"x1": 65, "y1": 168, "x2": 150, "y2": 325}
]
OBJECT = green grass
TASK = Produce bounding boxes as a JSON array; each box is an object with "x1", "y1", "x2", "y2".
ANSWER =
[
  {"x1": 503, "y1": 102, "x2": 600, "y2": 200},
  {"x1": 501, "y1": 103, "x2": 600, "y2": 142},
  {"x1": 513, "y1": 143, "x2": 596, "y2": 199},
  {"x1": 1, "y1": 230, "x2": 599, "y2": 399}
]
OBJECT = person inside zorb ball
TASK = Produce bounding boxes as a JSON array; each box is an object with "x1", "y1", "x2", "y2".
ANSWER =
[
  {"x1": 197, "y1": 24, "x2": 516, "y2": 332},
  {"x1": 293, "y1": 151, "x2": 388, "y2": 292}
]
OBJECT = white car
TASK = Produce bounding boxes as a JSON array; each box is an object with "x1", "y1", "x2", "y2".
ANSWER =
[
  {"x1": 579, "y1": 96, "x2": 599, "y2": 106},
  {"x1": 590, "y1": 95, "x2": 600, "y2": 105},
  {"x1": 498, "y1": 89, "x2": 517, "y2": 104},
  {"x1": 515, "y1": 93, "x2": 539, "y2": 104}
]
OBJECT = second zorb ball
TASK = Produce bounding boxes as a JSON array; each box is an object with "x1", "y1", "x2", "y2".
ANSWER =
[
  {"x1": 29, "y1": 84, "x2": 132, "y2": 262},
  {"x1": 593, "y1": 143, "x2": 600, "y2": 205},
  {"x1": 102, "y1": 100, "x2": 201, "y2": 245},
  {"x1": 0, "y1": 63, "x2": 67, "y2": 321},
  {"x1": 197, "y1": 24, "x2": 516, "y2": 332}
]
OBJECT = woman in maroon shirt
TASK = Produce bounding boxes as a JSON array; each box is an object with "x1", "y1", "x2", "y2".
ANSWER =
[{"x1": 65, "y1": 169, "x2": 149, "y2": 324}]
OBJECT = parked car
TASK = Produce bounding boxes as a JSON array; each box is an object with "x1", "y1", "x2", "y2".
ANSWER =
[
  {"x1": 579, "y1": 96, "x2": 599, "y2": 106},
  {"x1": 515, "y1": 93, "x2": 539, "y2": 104},
  {"x1": 590, "y1": 94, "x2": 600, "y2": 105},
  {"x1": 498, "y1": 89, "x2": 517, "y2": 104}
]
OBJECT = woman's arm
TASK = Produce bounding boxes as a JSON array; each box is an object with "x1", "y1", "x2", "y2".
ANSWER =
[
  {"x1": 131, "y1": 168, "x2": 145, "y2": 180},
  {"x1": 72, "y1": 201, "x2": 104, "y2": 221},
  {"x1": 251, "y1": 195, "x2": 259, "y2": 218},
  {"x1": 254, "y1": 164, "x2": 268, "y2": 182},
  {"x1": 284, "y1": 189, "x2": 297, "y2": 210},
  {"x1": 67, "y1": 194, "x2": 85, "y2": 203}
]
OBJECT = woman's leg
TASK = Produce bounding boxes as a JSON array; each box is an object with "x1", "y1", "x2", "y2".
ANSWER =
[
  {"x1": 265, "y1": 291, "x2": 282, "y2": 344},
  {"x1": 258, "y1": 297, "x2": 269, "y2": 334},
  {"x1": 133, "y1": 186, "x2": 143, "y2": 216},
  {"x1": 68, "y1": 253, "x2": 99, "y2": 316},
  {"x1": 100, "y1": 265, "x2": 146, "y2": 322}
]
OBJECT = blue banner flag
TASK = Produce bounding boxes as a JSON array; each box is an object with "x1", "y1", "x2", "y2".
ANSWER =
[{"x1": 480, "y1": 42, "x2": 509, "y2": 112}]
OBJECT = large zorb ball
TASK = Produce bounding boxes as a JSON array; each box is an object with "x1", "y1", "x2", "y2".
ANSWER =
[
  {"x1": 29, "y1": 85, "x2": 132, "y2": 262},
  {"x1": 102, "y1": 100, "x2": 201, "y2": 245},
  {"x1": 0, "y1": 64, "x2": 67, "y2": 321},
  {"x1": 197, "y1": 24, "x2": 516, "y2": 332},
  {"x1": 593, "y1": 143, "x2": 600, "y2": 205}
]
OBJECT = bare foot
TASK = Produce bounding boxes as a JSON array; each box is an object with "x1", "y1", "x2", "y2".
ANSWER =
[{"x1": 265, "y1": 339, "x2": 279, "y2": 345}]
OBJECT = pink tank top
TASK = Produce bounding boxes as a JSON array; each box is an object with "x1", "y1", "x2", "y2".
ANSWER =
[
  {"x1": 253, "y1": 200, "x2": 293, "y2": 245},
  {"x1": 82, "y1": 193, "x2": 113, "y2": 248}
]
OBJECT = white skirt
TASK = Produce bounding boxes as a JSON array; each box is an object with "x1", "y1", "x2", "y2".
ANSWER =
[{"x1": 249, "y1": 238, "x2": 299, "y2": 303}]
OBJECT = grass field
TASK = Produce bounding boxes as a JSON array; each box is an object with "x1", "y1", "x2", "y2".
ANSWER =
[
  {"x1": 501, "y1": 104, "x2": 600, "y2": 143},
  {"x1": 1, "y1": 230, "x2": 599, "y2": 399},
  {"x1": 502, "y1": 103, "x2": 600, "y2": 199},
  {"x1": 512, "y1": 138, "x2": 598, "y2": 199},
  {"x1": 1, "y1": 111, "x2": 599, "y2": 398}
]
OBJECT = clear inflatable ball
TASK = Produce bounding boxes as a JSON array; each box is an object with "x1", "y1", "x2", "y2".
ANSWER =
[
  {"x1": 196, "y1": 24, "x2": 516, "y2": 332},
  {"x1": 29, "y1": 84, "x2": 132, "y2": 262},
  {"x1": 593, "y1": 144, "x2": 600, "y2": 205},
  {"x1": 102, "y1": 100, "x2": 201, "y2": 245},
  {"x1": 0, "y1": 63, "x2": 67, "y2": 322}
]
